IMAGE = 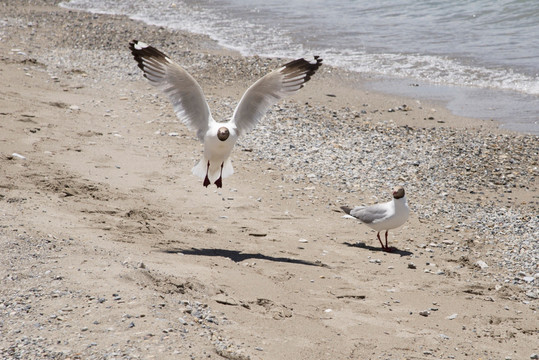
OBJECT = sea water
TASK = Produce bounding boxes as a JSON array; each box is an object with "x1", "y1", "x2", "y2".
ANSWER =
[{"x1": 61, "y1": 0, "x2": 539, "y2": 134}]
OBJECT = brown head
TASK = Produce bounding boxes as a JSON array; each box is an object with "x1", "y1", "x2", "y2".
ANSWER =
[
  {"x1": 392, "y1": 186, "x2": 405, "y2": 199},
  {"x1": 217, "y1": 127, "x2": 230, "y2": 141}
]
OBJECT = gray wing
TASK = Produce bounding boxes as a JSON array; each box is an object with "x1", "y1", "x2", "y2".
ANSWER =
[
  {"x1": 129, "y1": 40, "x2": 212, "y2": 141},
  {"x1": 349, "y1": 204, "x2": 390, "y2": 224},
  {"x1": 231, "y1": 56, "x2": 322, "y2": 136}
]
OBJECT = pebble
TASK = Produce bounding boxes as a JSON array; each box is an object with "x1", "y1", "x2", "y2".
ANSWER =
[
  {"x1": 11, "y1": 153, "x2": 26, "y2": 160},
  {"x1": 475, "y1": 260, "x2": 489, "y2": 270}
]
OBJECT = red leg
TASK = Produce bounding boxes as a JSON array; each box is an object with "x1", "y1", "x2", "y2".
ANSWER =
[
  {"x1": 383, "y1": 230, "x2": 394, "y2": 252},
  {"x1": 214, "y1": 163, "x2": 224, "y2": 188},
  {"x1": 203, "y1": 160, "x2": 211, "y2": 187},
  {"x1": 376, "y1": 232, "x2": 385, "y2": 249}
]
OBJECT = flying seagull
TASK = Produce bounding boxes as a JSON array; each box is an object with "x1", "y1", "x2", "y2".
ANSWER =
[
  {"x1": 341, "y1": 186, "x2": 410, "y2": 252},
  {"x1": 129, "y1": 40, "x2": 322, "y2": 188}
]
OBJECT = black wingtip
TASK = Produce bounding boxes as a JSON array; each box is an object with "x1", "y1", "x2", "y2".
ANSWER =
[
  {"x1": 282, "y1": 56, "x2": 323, "y2": 85},
  {"x1": 128, "y1": 39, "x2": 141, "y2": 54},
  {"x1": 284, "y1": 56, "x2": 322, "y2": 73},
  {"x1": 129, "y1": 40, "x2": 172, "y2": 76}
]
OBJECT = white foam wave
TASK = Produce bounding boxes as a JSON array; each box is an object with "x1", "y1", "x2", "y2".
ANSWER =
[
  {"x1": 61, "y1": 0, "x2": 538, "y2": 96},
  {"x1": 320, "y1": 50, "x2": 539, "y2": 96}
]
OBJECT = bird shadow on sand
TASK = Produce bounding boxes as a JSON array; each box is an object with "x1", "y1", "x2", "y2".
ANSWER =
[
  {"x1": 162, "y1": 247, "x2": 329, "y2": 267},
  {"x1": 343, "y1": 242, "x2": 413, "y2": 257}
]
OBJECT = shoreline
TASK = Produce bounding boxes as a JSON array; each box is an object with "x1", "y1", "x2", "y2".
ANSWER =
[
  {"x1": 361, "y1": 75, "x2": 539, "y2": 135},
  {"x1": 13, "y1": 0, "x2": 520, "y2": 135},
  {"x1": 1, "y1": 1, "x2": 538, "y2": 359},
  {"x1": 59, "y1": 0, "x2": 539, "y2": 136}
]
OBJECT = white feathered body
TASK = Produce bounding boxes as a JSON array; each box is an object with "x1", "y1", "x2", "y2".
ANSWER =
[
  {"x1": 192, "y1": 122, "x2": 238, "y2": 183},
  {"x1": 349, "y1": 197, "x2": 409, "y2": 232}
]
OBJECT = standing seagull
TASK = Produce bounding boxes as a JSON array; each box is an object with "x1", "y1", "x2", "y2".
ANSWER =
[
  {"x1": 129, "y1": 40, "x2": 322, "y2": 188},
  {"x1": 341, "y1": 186, "x2": 410, "y2": 252}
]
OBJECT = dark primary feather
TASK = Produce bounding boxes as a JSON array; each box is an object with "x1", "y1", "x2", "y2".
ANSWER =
[
  {"x1": 280, "y1": 56, "x2": 323, "y2": 86},
  {"x1": 129, "y1": 40, "x2": 170, "y2": 76}
]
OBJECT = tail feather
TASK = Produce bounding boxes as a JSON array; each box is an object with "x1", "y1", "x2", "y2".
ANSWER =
[
  {"x1": 221, "y1": 158, "x2": 234, "y2": 179},
  {"x1": 192, "y1": 157, "x2": 208, "y2": 179},
  {"x1": 191, "y1": 157, "x2": 234, "y2": 183}
]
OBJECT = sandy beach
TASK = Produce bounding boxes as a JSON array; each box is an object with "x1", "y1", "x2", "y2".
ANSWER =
[{"x1": 1, "y1": 1, "x2": 538, "y2": 359}]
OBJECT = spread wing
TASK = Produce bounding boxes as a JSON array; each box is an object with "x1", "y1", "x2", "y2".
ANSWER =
[
  {"x1": 231, "y1": 56, "x2": 322, "y2": 136},
  {"x1": 129, "y1": 40, "x2": 212, "y2": 141}
]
